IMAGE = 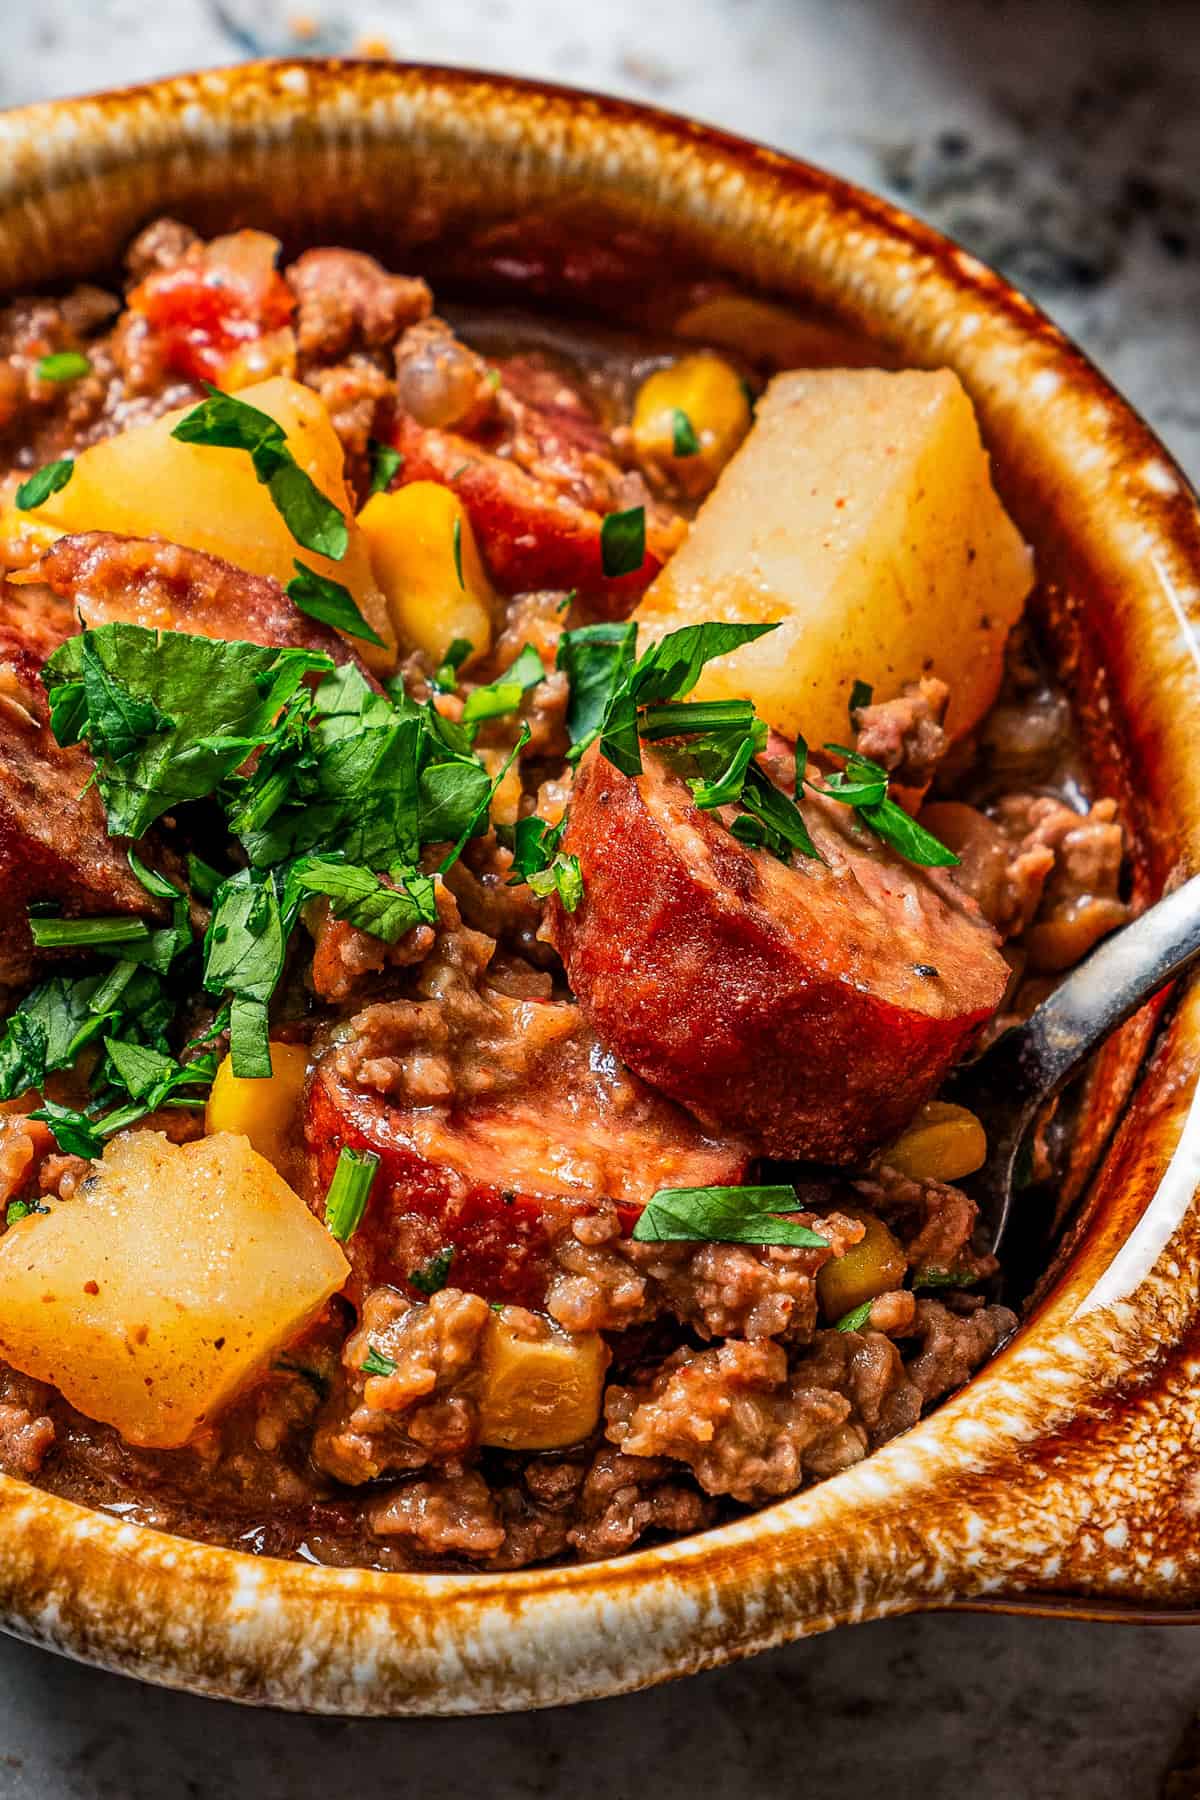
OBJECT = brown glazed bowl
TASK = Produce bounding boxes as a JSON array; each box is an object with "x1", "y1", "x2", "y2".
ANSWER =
[{"x1": 2, "y1": 60, "x2": 1200, "y2": 1716}]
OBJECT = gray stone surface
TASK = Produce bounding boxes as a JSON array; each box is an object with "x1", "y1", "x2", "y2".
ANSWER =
[{"x1": 2, "y1": 3, "x2": 1200, "y2": 1793}]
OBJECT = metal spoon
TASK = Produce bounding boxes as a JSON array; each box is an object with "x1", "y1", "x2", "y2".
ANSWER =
[{"x1": 947, "y1": 873, "x2": 1200, "y2": 1254}]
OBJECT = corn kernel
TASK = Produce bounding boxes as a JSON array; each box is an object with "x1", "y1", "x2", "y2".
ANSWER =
[
  {"x1": 477, "y1": 1308, "x2": 609, "y2": 1450},
  {"x1": 205, "y1": 1042, "x2": 308, "y2": 1179},
  {"x1": 632, "y1": 352, "x2": 752, "y2": 496},
  {"x1": 359, "y1": 481, "x2": 495, "y2": 665},
  {"x1": 816, "y1": 1210, "x2": 908, "y2": 1323},
  {"x1": 885, "y1": 1101, "x2": 988, "y2": 1184}
]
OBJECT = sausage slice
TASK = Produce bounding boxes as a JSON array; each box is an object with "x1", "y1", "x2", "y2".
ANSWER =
[
  {"x1": 549, "y1": 743, "x2": 1009, "y2": 1163},
  {"x1": 306, "y1": 1009, "x2": 748, "y2": 1305}
]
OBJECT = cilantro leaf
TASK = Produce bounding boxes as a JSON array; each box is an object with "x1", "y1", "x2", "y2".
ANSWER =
[
  {"x1": 433, "y1": 637, "x2": 473, "y2": 694},
  {"x1": 848, "y1": 678, "x2": 874, "y2": 720},
  {"x1": 461, "y1": 643, "x2": 545, "y2": 724},
  {"x1": 30, "y1": 1099, "x2": 104, "y2": 1160},
  {"x1": 171, "y1": 388, "x2": 348, "y2": 561},
  {"x1": 367, "y1": 438, "x2": 404, "y2": 496},
  {"x1": 672, "y1": 409, "x2": 700, "y2": 457},
  {"x1": 290, "y1": 856, "x2": 437, "y2": 944},
  {"x1": 557, "y1": 620, "x2": 637, "y2": 758},
  {"x1": 287, "y1": 563, "x2": 385, "y2": 647},
  {"x1": 600, "y1": 505, "x2": 646, "y2": 578},
  {"x1": 857, "y1": 797, "x2": 961, "y2": 868},
  {"x1": 631, "y1": 1185, "x2": 830, "y2": 1249},
  {"x1": 16, "y1": 458, "x2": 74, "y2": 510},
  {"x1": 43, "y1": 624, "x2": 332, "y2": 841},
  {"x1": 202, "y1": 870, "x2": 286, "y2": 1077},
  {"x1": 0, "y1": 1013, "x2": 49, "y2": 1102}
]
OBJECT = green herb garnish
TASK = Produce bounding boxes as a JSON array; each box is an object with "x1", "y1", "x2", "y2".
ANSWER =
[
  {"x1": 287, "y1": 562, "x2": 385, "y2": 647},
  {"x1": 37, "y1": 351, "x2": 92, "y2": 383},
  {"x1": 171, "y1": 387, "x2": 348, "y2": 560},
  {"x1": 848, "y1": 678, "x2": 874, "y2": 720},
  {"x1": 361, "y1": 1343, "x2": 398, "y2": 1377},
  {"x1": 835, "y1": 1300, "x2": 874, "y2": 1332},
  {"x1": 671, "y1": 409, "x2": 700, "y2": 457},
  {"x1": 16, "y1": 458, "x2": 74, "y2": 511},
  {"x1": 452, "y1": 515, "x2": 465, "y2": 588},
  {"x1": 631, "y1": 1185, "x2": 830, "y2": 1249},
  {"x1": 433, "y1": 637, "x2": 473, "y2": 694},
  {"x1": 367, "y1": 438, "x2": 403, "y2": 496},
  {"x1": 27, "y1": 915, "x2": 152, "y2": 951},
  {"x1": 599, "y1": 505, "x2": 646, "y2": 579},
  {"x1": 461, "y1": 643, "x2": 545, "y2": 724},
  {"x1": 409, "y1": 1246, "x2": 455, "y2": 1295},
  {"x1": 323, "y1": 1145, "x2": 380, "y2": 1242}
]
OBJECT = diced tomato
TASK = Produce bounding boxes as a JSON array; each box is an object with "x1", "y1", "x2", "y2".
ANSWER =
[
  {"x1": 129, "y1": 230, "x2": 294, "y2": 387},
  {"x1": 393, "y1": 415, "x2": 677, "y2": 614}
]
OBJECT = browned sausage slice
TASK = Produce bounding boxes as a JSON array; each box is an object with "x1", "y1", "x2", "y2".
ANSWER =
[
  {"x1": 549, "y1": 743, "x2": 1009, "y2": 1163},
  {"x1": 306, "y1": 1008, "x2": 749, "y2": 1306}
]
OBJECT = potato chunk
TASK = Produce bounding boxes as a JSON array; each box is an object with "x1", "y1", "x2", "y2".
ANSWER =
[
  {"x1": 634, "y1": 368, "x2": 1032, "y2": 747},
  {"x1": 33, "y1": 376, "x2": 395, "y2": 669},
  {"x1": 0, "y1": 1131, "x2": 348, "y2": 1448}
]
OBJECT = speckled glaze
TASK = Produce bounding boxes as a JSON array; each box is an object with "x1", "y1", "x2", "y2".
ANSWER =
[{"x1": 1, "y1": 61, "x2": 1200, "y2": 1715}]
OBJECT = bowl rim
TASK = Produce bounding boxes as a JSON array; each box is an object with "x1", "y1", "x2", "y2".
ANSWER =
[{"x1": 2, "y1": 56, "x2": 1200, "y2": 1714}]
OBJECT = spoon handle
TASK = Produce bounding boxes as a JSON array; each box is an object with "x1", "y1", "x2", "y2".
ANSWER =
[{"x1": 1009, "y1": 872, "x2": 1200, "y2": 1101}]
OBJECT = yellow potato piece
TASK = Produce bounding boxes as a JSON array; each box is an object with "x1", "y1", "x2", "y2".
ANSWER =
[
  {"x1": 632, "y1": 352, "x2": 751, "y2": 496},
  {"x1": 0, "y1": 1131, "x2": 347, "y2": 1449},
  {"x1": 33, "y1": 376, "x2": 395, "y2": 672},
  {"x1": 634, "y1": 368, "x2": 1032, "y2": 748},
  {"x1": 816, "y1": 1211, "x2": 908, "y2": 1323},
  {"x1": 477, "y1": 1308, "x2": 609, "y2": 1450},
  {"x1": 206, "y1": 1042, "x2": 308, "y2": 1179},
  {"x1": 359, "y1": 482, "x2": 496, "y2": 665},
  {"x1": 885, "y1": 1100, "x2": 988, "y2": 1184}
]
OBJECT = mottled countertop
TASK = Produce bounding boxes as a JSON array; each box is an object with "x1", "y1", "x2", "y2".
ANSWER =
[{"x1": 3, "y1": 3, "x2": 1200, "y2": 1795}]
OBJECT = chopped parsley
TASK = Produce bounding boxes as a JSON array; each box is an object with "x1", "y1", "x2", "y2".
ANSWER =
[
  {"x1": 554, "y1": 616, "x2": 955, "y2": 871},
  {"x1": 460, "y1": 643, "x2": 545, "y2": 724},
  {"x1": 286, "y1": 562, "x2": 385, "y2": 647},
  {"x1": 912, "y1": 1267, "x2": 981, "y2": 1290},
  {"x1": 433, "y1": 637, "x2": 473, "y2": 694},
  {"x1": 361, "y1": 1343, "x2": 398, "y2": 1377},
  {"x1": 37, "y1": 351, "x2": 92, "y2": 383},
  {"x1": 16, "y1": 458, "x2": 74, "y2": 511},
  {"x1": 171, "y1": 387, "x2": 348, "y2": 560},
  {"x1": 409, "y1": 1246, "x2": 455, "y2": 1295},
  {"x1": 367, "y1": 438, "x2": 403, "y2": 496},
  {"x1": 599, "y1": 505, "x2": 646, "y2": 579},
  {"x1": 632, "y1": 1184, "x2": 830, "y2": 1249},
  {"x1": 835, "y1": 1300, "x2": 874, "y2": 1332},
  {"x1": 671, "y1": 409, "x2": 700, "y2": 457},
  {"x1": 848, "y1": 678, "x2": 874, "y2": 720},
  {"x1": 323, "y1": 1146, "x2": 380, "y2": 1242}
]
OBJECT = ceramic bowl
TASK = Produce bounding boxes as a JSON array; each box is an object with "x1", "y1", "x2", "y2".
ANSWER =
[{"x1": 1, "y1": 60, "x2": 1199, "y2": 1716}]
